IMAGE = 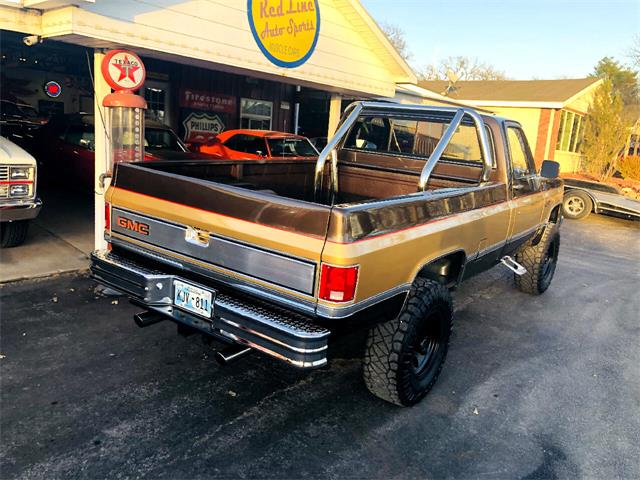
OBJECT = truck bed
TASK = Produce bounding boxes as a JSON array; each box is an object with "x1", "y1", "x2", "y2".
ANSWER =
[{"x1": 135, "y1": 156, "x2": 484, "y2": 206}]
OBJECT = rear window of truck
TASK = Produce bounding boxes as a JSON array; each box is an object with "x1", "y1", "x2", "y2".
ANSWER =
[{"x1": 344, "y1": 116, "x2": 485, "y2": 165}]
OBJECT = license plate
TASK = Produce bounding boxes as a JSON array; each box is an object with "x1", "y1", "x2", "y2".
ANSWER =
[{"x1": 173, "y1": 280, "x2": 214, "y2": 319}]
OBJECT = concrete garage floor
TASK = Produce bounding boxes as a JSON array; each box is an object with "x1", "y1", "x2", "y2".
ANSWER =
[
  {"x1": 0, "y1": 189, "x2": 93, "y2": 283},
  {"x1": 1, "y1": 215, "x2": 639, "y2": 479}
]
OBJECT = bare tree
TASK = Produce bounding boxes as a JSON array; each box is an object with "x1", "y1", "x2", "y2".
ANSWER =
[
  {"x1": 418, "y1": 56, "x2": 507, "y2": 81},
  {"x1": 630, "y1": 34, "x2": 640, "y2": 69},
  {"x1": 380, "y1": 22, "x2": 412, "y2": 62}
]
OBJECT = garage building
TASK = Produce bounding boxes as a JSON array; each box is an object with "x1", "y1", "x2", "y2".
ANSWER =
[{"x1": 0, "y1": 0, "x2": 415, "y2": 279}]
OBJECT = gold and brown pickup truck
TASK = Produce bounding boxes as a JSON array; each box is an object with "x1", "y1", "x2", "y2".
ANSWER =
[{"x1": 91, "y1": 102, "x2": 563, "y2": 406}]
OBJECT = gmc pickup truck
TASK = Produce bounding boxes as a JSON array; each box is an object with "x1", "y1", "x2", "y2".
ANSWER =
[{"x1": 91, "y1": 102, "x2": 563, "y2": 406}]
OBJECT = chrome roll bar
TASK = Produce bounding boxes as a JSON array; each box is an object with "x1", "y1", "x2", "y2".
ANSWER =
[
  {"x1": 314, "y1": 102, "x2": 364, "y2": 200},
  {"x1": 313, "y1": 101, "x2": 494, "y2": 200}
]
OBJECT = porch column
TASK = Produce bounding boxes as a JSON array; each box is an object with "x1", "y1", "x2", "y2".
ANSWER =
[
  {"x1": 94, "y1": 50, "x2": 110, "y2": 250},
  {"x1": 327, "y1": 93, "x2": 343, "y2": 138}
]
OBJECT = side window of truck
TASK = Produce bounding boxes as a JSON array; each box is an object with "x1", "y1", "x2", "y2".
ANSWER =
[{"x1": 506, "y1": 126, "x2": 534, "y2": 178}]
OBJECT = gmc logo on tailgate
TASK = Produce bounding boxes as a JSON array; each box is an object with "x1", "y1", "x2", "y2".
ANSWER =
[{"x1": 117, "y1": 216, "x2": 150, "y2": 236}]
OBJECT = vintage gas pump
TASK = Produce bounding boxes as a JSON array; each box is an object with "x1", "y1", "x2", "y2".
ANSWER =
[
  {"x1": 94, "y1": 49, "x2": 147, "y2": 251},
  {"x1": 100, "y1": 49, "x2": 147, "y2": 175}
]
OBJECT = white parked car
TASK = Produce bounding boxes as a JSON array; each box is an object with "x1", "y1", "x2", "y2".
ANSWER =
[{"x1": 0, "y1": 136, "x2": 42, "y2": 247}]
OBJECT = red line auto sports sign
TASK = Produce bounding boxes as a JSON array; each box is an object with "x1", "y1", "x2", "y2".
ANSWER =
[{"x1": 247, "y1": 0, "x2": 320, "y2": 68}]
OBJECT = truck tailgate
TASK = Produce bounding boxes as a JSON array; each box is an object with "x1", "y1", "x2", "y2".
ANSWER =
[{"x1": 107, "y1": 163, "x2": 331, "y2": 304}]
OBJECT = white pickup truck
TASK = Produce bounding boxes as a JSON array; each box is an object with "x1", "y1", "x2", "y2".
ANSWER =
[{"x1": 0, "y1": 137, "x2": 42, "y2": 247}]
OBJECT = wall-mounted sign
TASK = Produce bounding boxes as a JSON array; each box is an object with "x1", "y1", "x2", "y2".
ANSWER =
[
  {"x1": 179, "y1": 89, "x2": 236, "y2": 114},
  {"x1": 247, "y1": 0, "x2": 320, "y2": 68},
  {"x1": 43, "y1": 80, "x2": 62, "y2": 98},
  {"x1": 182, "y1": 112, "x2": 226, "y2": 144},
  {"x1": 101, "y1": 50, "x2": 146, "y2": 92}
]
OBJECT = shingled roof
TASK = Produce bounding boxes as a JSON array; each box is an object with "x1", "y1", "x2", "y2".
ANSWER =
[{"x1": 418, "y1": 78, "x2": 601, "y2": 104}]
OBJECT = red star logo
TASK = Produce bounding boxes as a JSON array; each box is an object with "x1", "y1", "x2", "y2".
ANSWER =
[{"x1": 112, "y1": 55, "x2": 140, "y2": 83}]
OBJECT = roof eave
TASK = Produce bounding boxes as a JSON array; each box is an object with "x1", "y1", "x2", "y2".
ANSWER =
[
  {"x1": 340, "y1": 0, "x2": 417, "y2": 84},
  {"x1": 561, "y1": 78, "x2": 603, "y2": 108},
  {"x1": 463, "y1": 100, "x2": 565, "y2": 109}
]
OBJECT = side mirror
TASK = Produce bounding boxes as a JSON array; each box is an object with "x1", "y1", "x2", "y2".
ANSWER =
[{"x1": 540, "y1": 160, "x2": 560, "y2": 179}]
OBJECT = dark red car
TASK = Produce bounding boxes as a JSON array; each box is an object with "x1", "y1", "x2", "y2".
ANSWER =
[{"x1": 38, "y1": 114, "x2": 214, "y2": 187}]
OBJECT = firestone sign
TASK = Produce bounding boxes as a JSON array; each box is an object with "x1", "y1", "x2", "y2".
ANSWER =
[
  {"x1": 248, "y1": 0, "x2": 320, "y2": 68},
  {"x1": 101, "y1": 50, "x2": 146, "y2": 92},
  {"x1": 179, "y1": 89, "x2": 236, "y2": 114}
]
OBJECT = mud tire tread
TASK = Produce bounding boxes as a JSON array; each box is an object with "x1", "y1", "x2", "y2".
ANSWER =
[{"x1": 363, "y1": 278, "x2": 453, "y2": 407}]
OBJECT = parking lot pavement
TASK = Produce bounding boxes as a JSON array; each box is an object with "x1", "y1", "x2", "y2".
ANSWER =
[{"x1": 1, "y1": 215, "x2": 638, "y2": 480}]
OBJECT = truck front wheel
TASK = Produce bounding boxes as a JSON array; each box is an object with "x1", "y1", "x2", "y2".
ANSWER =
[
  {"x1": 363, "y1": 278, "x2": 453, "y2": 407},
  {"x1": 0, "y1": 220, "x2": 29, "y2": 248},
  {"x1": 514, "y1": 226, "x2": 560, "y2": 295}
]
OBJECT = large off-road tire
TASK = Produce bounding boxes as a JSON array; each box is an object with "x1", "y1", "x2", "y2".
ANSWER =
[
  {"x1": 514, "y1": 225, "x2": 560, "y2": 295},
  {"x1": 0, "y1": 220, "x2": 29, "y2": 248},
  {"x1": 563, "y1": 190, "x2": 592, "y2": 220},
  {"x1": 363, "y1": 278, "x2": 453, "y2": 407}
]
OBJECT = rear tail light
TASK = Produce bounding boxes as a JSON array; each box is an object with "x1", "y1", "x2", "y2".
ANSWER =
[
  {"x1": 105, "y1": 202, "x2": 111, "y2": 232},
  {"x1": 318, "y1": 264, "x2": 359, "y2": 303}
]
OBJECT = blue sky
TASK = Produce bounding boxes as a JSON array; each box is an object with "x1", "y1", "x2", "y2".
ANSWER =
[{"x1": 360, "y1": 0, "x2": 639, "y2": 79}]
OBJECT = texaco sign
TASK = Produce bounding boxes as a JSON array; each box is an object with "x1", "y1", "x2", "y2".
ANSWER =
[{"x1": 101, "y1": 50, "x2": 146, "y2": 92}]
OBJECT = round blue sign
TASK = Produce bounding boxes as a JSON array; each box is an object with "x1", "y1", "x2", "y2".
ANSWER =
[{"x1": 44, "y1": 81, "x2": 62, "y2": 98}]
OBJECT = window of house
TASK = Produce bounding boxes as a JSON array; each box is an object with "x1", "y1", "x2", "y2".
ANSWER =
[
  {"x1": 556, "y1": 109, "x2": 584, "y2": 153},
  {"x1": 144, "y1": 86, "x2": 167, "y2": 124},
  {"x1": 240, "y1": 99, "x2": 273, "y2": 130}
]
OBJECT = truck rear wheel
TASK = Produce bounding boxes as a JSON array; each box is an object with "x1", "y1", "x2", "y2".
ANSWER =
[
  {"x1": 563, "y1": 190, "x2": 592, "y2": 220},
  {"x1": 363, "y1": 278, "x2": 453, "y2": 407},
  {"x1": 0, "y1": 220, "x2": 29, "y2": 248},
  {"x1": 514, "y1": 226, "x2": 560, "y2": 295}
]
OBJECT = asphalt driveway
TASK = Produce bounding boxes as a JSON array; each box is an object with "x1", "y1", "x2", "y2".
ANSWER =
[{"x1": 1, "y1": 215, "x2": 639, "y2": 479}]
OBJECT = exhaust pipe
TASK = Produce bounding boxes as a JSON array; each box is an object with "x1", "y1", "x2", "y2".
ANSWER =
[
  {"x1": 134, "y1": 311, "x2": 165, "y2": 328},
  {"x1": 215, "y1": 345, "x2": 252, "y2": 365}
]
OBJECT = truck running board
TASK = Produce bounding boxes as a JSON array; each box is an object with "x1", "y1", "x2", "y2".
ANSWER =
[{"x1": 500, "y1": 256, "x2": 527, "y2": 276}]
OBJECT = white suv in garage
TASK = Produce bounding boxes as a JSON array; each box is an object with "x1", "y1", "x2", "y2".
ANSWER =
[{"x1": 0, "y1": 136, "x2": 42, "y2": 247}]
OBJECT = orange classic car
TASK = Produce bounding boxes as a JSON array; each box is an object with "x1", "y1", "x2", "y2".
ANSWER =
[{"x1": 198, "y1": 129, "x2": 319, "y2": 160}]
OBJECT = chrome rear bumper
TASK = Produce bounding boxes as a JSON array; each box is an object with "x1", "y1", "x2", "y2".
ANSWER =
[{"x1": 90, "y1": 250, "x2": 330, "y2": 369}]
